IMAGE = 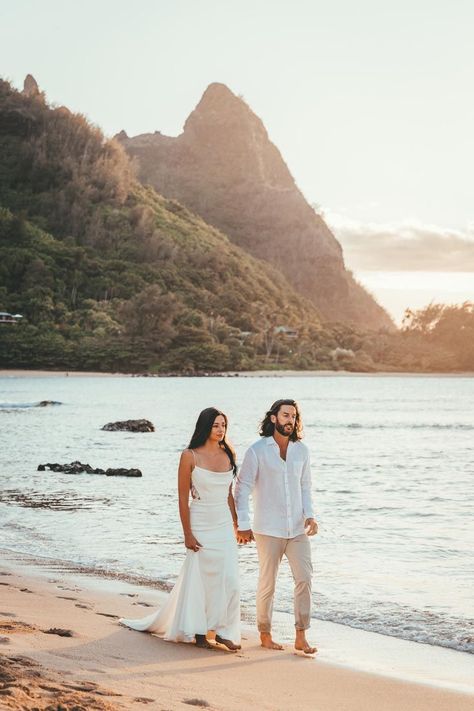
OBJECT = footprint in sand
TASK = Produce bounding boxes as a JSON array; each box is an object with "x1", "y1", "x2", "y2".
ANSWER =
[
  {"x1": 1, "y1": 656, "x2": 120, "y2": 708},
  {"x1": 56, "y1": 595, "x2": 77, "y2": 601},
  {"x1": 43, "y1": 628, "x2": 75, "y2": 637},
  {"x1": 133, "y1": 601, "x2": 153, "y2": 607},
  {"x1": 95, "y1": 612, "x2": 120, "y2": 619},
  {"x1": 183, "y1": 699, "x2": 211, "y2": 708},
  {"x1": 0, "y1": 620, "x2": 37, "y2": 634},
  {"x1": 75, "y1": 603, "x2": 92, "y2": 610},
  {"x1": 63, "y1": 681, "x2": 122, "y2": 697}
]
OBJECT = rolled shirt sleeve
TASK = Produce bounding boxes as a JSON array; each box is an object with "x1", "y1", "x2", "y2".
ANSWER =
[
  {"x1": 301, "y1": 451, "x2": 315, "y2": 520},
  {"x1": 234, "y1": 447, "x2": 258, "y2": 530}
]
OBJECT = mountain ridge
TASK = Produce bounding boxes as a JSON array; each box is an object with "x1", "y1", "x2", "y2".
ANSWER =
[
  {"x1": 117, "y1": 83, "x2": 393, "y2": 330},
  {"x1": 1, "y1": 76, "x2": 470, "y2": 373}
]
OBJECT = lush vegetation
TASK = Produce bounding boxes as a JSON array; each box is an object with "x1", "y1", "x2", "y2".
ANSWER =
[
  {"x1": 0, "y1": 79, "x2": 325, "y2": 372},
  {"x1": 0, "y1": 79, "x2": 471, "y2": 373}
]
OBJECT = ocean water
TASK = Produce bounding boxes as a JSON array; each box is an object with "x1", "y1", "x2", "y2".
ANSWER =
[{"x1": 0, "y1": 374, "x2": 473, "y2": 653}]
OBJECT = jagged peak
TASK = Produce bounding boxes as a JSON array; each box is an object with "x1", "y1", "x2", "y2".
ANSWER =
[
  {"x1": 195, "y1": 82, "x2": 250, "y2": 114},
  {"x1": 183, "y1": 82, "x2": 260, "y2": 136},
  {"x1": 201, "y1": 82, "x2": 237, "y2": 102}
]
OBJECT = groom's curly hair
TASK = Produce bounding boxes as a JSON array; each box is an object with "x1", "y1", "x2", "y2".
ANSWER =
[{"x1": 259, "y1": 399, "x2": 303, "y2": 441}]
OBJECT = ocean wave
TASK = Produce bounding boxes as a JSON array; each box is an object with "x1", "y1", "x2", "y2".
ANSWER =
[
  {"x1": 0, "y1": 489, "x2": 113, "y2": 511},
  {"x1": 0, "y1": 401, "x2": 62, "y2": 409},
  {"x1": 314, "y1": 422, "x2": 474, "y2": 431},
  {"x1": 312, "y1": 602, "x2": 474, "y2": 654}
]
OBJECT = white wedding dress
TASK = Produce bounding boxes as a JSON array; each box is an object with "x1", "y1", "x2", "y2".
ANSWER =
[{"x1": 120, "y1": 465, "x2": 241, "y2": 644}]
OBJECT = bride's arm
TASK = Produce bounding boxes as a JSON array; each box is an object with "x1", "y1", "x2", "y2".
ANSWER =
[
  {"x1": 178, "y1": 450, "x2": 202, "y2": 552},
  {"x1": 228, "y1": 484, "x2": 238, "y2": 532}
]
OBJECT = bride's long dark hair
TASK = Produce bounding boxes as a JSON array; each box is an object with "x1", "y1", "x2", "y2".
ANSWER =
[{"x1": 188, "y1": 407, "x2": 237, "y2": 476}]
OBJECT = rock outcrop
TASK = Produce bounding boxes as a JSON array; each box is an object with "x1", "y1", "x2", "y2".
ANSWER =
[
  {"x1": 117, "y1": 83, "x2": 393, "y2": 329},
  {"x1": 22, "y1": 74, "x2": 40, "y2": 98},
  {"x1": 101, "y1": 419, "x2": 155, "y2": 432},
  {"x1": 37, "y1": 461, "x2": 142, "y2": 477}
]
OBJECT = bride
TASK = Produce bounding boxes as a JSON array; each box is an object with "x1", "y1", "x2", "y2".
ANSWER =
[{"x1": 120, "y1": 407, "x2": 241, "y2": 650}]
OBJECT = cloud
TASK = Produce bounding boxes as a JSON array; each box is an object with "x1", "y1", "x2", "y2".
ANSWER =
[{"x1": 323, "y1": 212, "x2": 474, "y2": 271}]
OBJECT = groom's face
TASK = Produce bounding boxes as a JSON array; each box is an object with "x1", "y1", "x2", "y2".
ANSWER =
[{"x1": 271, "y1": 405, "x2": 297, "y2": 437}]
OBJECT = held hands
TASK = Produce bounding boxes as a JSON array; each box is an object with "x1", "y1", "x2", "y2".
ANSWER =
[
  {"x1": 235, "y1": 523, "x2": 315, "y2": 541},
  {"x1": 305, "y1": 518, "x2": 318, "y2": 536},
  {"x1": 185, "y1": 533, "x2": 202, "y2": 552},
  {"x1": 236, "y1": 528, "x2": 254, "y2": 545}
]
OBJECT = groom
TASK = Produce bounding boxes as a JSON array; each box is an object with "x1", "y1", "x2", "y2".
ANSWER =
[{"x1": 234, "y1": 399, "x2": 318, "y2": 654}]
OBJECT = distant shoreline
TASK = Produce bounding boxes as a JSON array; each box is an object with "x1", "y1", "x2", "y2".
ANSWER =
[{"x1": 0, "y1": 369, "x2": 473, "y2": 378}]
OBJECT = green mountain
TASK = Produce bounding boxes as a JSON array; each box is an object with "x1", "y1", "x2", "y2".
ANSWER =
[
  {"x1": 0, "y1": 76, "x2": 344, "y2": 372},
  {"x1": 1, "y1": 77, "x2": 470, "y2": 373}
]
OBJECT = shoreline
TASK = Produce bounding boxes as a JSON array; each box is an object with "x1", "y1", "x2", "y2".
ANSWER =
[
  {"x1": 1, "y1": 368, "x2": 473, "y2": 378},
  {"x1": 0, "y1": 547, "x2": 473, "y2": 710}
]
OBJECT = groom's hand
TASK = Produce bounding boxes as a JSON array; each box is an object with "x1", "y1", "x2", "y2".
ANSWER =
[
  {"x1": 304, "y1": 518, "x2": 318, "y2": 536},
  {"x1": 237, "y1": 529, "x2": 254, "y2": 544}
]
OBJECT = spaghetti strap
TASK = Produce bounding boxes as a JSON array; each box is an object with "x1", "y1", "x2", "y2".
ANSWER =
[{"x1": 189, "y1": 448, "x2": 197, "y2": 469}]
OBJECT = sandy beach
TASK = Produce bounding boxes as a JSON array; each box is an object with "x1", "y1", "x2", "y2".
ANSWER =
[{"x1": 0, "y1": 552, "x2": 472, "y2": 711}]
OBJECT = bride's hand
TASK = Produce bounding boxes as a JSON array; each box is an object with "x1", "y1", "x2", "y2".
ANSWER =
[
  {"x1": 236, "y1": 529, "x2": 254, "y2": 544},
  {"x1": 185, "y1": 533, "x2": 202, "y2": 552}
]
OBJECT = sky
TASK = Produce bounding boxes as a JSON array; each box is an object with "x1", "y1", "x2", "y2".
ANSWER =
[{"x1": 1, "y1": 0, "x2": 473, "y2": 322}]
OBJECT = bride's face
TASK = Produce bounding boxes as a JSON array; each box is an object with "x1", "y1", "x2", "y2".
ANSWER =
[{"x1": 209, "y1": 415, "x2": 226, "y2": 443}]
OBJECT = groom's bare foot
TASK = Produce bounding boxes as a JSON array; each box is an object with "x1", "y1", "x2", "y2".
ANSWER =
[
  {"x1": 294, "y1": 630, "x2": 317, "y2": 655},
  {"x1": 260, "y1": 632, "x2": 284, "y2": 650}
]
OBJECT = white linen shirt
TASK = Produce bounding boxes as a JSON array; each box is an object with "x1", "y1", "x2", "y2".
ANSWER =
[{"x1": 234, "y1": 436, "x2": 315, "y2": 538}]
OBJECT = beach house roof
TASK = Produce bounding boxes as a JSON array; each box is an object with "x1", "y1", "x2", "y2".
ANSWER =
[{"x1": 0, "y1": 312, "x2": 23, "y2": 324}]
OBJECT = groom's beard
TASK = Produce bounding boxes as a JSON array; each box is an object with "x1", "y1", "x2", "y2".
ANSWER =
[{"x1": 275, "y1": 422, "x2": 294, "y2": 437}]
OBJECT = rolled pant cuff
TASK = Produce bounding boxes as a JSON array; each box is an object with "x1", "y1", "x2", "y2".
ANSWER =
[{"x1": 257, "y1": 624, "x2": 271, "y2": 633}]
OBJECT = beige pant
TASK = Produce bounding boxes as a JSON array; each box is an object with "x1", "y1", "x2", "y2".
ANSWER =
[{"x1": 254, "y1": 533, "x2": 313, "y2": 632}]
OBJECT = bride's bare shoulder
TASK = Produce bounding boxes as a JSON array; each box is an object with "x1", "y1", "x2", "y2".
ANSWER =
[{"x1": 179, "y1": 449, "x2": 195, "y2": 464}]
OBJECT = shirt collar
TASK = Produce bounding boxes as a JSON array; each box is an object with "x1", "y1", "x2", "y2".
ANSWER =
[{"x1": 266, "y1": 436, "x2": 295, "y2": 448}]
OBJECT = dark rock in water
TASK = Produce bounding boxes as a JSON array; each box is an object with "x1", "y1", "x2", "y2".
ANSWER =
[
  {"x1": 36, "y1": 400, "x2": 62, "y2": 407},
  {"x1": 37, "y1": 461, "x2": 97, "y2": 475},
  {"x1": 37, "y1": 461, "x2": 142, "y2": 477},
  {"x1": 105, "y1": 468, "x2": 142, "y2": 477},
  {"x1": 101, "y1": 419, "x2": 155, "y2": 432}
]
